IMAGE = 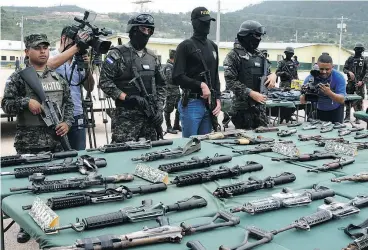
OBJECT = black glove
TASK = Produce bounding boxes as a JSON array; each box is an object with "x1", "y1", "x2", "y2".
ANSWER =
[
  {"x1": 152, "y1": 112, "x2": 163, "y2": 127},
  {"x1": 125, "y1": 95, "x2": 148, "y2": 109}
]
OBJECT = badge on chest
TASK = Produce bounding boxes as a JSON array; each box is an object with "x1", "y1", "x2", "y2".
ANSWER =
[{"x1": 142, "y1": 64, "x2": 150, "y2": 70}]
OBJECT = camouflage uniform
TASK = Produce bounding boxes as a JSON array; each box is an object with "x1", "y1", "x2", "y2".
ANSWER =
[
  {"x1": 343, "y1": 55, "x2": 368, "y2": 118},
  {"x1": 162, "y1": 59, "x2": 180, "y2": 130},
  {"x1": 99, "y1": 42, "x2": 166, "y2": 143},
  {"x1": 224, "y1": 43, "x2": 268, "y2": 129},
  {"x1": 276, "y1": 58, "x2": 298, "y2": 88},
  {"x1": 1, "y1": 35, "x2": 74, "y2": 154}
]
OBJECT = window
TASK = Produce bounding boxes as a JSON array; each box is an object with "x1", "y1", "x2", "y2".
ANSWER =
[
  {"x1": 277, "y1": 54, "x2": 283, "y2": 61},
  {"x1": 312, "y1": 57, "x2": 316, "y2": 65},
  {"x1": 1, "y1": 56, "x2": 6, "y2": 61},
  {"x1": 10, "y1": 56, "x2": 15, "y2": 61}
]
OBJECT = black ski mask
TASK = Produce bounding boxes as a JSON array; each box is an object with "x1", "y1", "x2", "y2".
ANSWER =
[
  {"x1": 130, "y1": 27, "x2": 151, "y2": 50},
  {"x1": 237, "y1": 34, "x2": 261, "y2": 52},
  {"x1": 285, "y1": 52, "x2": 294, "y2": 60},
  {"x1": 354, "y1": 48, "x2": 364, "y2": 57},
  {"x1": 192, "y1": 19, "x2": 211, "y2": 37}
]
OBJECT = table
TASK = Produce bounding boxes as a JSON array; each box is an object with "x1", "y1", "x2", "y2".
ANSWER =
[
  {"x1": 345, "y1": 94, "x2": 363, "y2": 121},
  {"x1": 265, "y1": 100, "x2": 296, "y2": 125},
  {"x1": 1, "y1": 132, "x2": 367, "y2": 250},
  {"x1": 354, "y1": 110, "x2": 368, "y2": 129}
]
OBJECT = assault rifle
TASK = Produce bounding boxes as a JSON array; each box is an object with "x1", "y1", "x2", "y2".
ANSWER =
[
  {"x1": 213, "y1": 172, "x2": 296, "y2": 198},
  {"x1": 171, "y1": 162, "x2": 263, "y2": 187},
  {"x1": 1, "y1": 155, "x2": 106, "y2": 178},
  {"x1": 131, "y1": 138, "x2": 201, "y2": 162},
  {"x1": 190, "y1": 129, "x2": 248, "y2": 141},
  {"x1": 355, "y1": 132, "x2": 368, "y2": 139},
  {"x1": 1, "y1": 150, "x2": 77, "y2": 167},
  {"x1": 210, "y1": 136, "x2": 274, "y2": 146},
  {"x1": 331, "y1": 173, "x2": 368, "y2": 183},
  {"x1": 277, "y1": 129, "x2": 297, "y2": 137},
  {"x1": 230, "y1": 185, "x2": 335, "y2": 214},
  {"x1": 249, "y1": 56, "x2": 269, "y2": 108},
  {"x1": 10, "y1": 173, "x2": 134, "y2": 194},
  {"x1": 254, "y1": 126, "x2": 279, "y2": 133},
  {"x1": 131, "y1": 66, "x2": 164, "y2": 139},
  {"x1": 48, "y1": 211, "x2": 240, "y2": 250},
  {"x1": 19, "y1": 66, "x2": 72, "y2": 150},
  {"x1": 219, "y1": 195, "x2": 368, "y2": 250},
  {"x1": 232, "y1": 144, "x2": 273, "y2": 155},
  {"x1": 86, "y1": 139, "x2": 173, "y2": 153},
  {"x1": 45, "y1": 195, "x2": 208, "y2": 233},
  {"x1": 344, "y1": 235, "x2": 368, "y2": 250},
  {"x1": 271, "y1": 151, "x2": 340, "y2": 162},
  {"x1": 22, "y1": 182, "x2": 167, "y2": 210},
  {"x1": 307, "y1": 158, "x2": 355, "y2": 173},
  {"x1": 158, "y1": 154, "x2": 232, "y2": 173}
]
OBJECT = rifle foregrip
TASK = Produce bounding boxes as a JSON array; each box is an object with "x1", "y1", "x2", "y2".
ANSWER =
[
  {"x1": 82, "y1": 211, "x2": 129, "y2": 230},
  {"x1": 130, "y1": 182, "x2": 167, "y2": 194},
  {"x1": 211, "y1": 155, "x2": 232, "y2": 164},
  {"x1": 299, "y1": 210, "x2": 333, "y2": 227},
  {"x1": 47, "y1": 195, "x2": 91, "y2": 210},
  {"x1": 151, "y1": 140, "x2": 174, "y2": 147},
  {"x1": 186, "y1": 240, "x2": 207, "y2": 250},
  {"x1": 54, "y1": 150, "x2": 78, "y2": 159},
  {"x1": 165, "y1": 196, "x2": 207, "y2": 212},
  {"x1": 309, "y1": 189, "x2": 335, "y2": 201},
  {"x1": 273, "y1": 173, "x2": 296, "y2": 185}
]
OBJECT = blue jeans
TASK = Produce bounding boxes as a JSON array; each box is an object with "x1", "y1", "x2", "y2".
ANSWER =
[
  {"x1": 68, "y1": 114, "x2": 86, "y2": 150},
  {"x1": 178, "y1": 98, "x2": 212, "y2": 138}
]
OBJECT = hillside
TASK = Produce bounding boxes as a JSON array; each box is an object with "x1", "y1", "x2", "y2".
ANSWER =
[{"x1": 2, "y1": 1, "x2": 368, "y2": 48}]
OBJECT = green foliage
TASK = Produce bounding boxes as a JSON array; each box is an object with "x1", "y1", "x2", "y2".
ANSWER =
[{"x1": 2, "y1": 2, "x2": 368, "y2": 49}]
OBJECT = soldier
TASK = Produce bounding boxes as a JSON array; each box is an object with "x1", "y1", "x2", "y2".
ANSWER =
[
  {"x1": 163, "y1": 49, "x2": 181, "y2": 134},
  {"x1": 99, "y1": 14, "x2": 166, "y2": 142},
  {"x1": 224, "y1": 20, "x2": 276, "y2": 129},
  {"x1": 276, "y1": 47, "x2": 299, "y2": 88},
  {"x1": 343, "y1": 42, "x2": 368, "y2": 123},
  {"x1": 1, "y1": 33, "x2": 74, "y2": 243}
]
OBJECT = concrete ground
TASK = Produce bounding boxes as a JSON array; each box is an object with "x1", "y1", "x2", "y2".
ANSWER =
[{"x1": 0, "y1": 68, "x2": 367, "y2": 249}]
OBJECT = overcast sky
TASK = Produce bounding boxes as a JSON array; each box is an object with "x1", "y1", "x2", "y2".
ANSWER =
[{"x1": 4, "y1": 0, "x2": 262, "y2": 13}]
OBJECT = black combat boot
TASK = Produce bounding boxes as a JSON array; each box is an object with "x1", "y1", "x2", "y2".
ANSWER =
[
  {"x1": 17, "y1": 228, "x2": 30, "y2": 243},
  {"x1": 165, "y1": 112, "x2": 177, "y2": 134},
  {"x1": 173, "y1": 112, "x2": 182, "y2": 132}
]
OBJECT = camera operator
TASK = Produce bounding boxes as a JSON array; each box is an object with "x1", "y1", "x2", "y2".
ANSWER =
[
  {"x1": 47, "y1": 26, "x2": 95, "y2": 150},
  {"x1": 300, "y1": 54, "x2": 346, "y2": 123}
]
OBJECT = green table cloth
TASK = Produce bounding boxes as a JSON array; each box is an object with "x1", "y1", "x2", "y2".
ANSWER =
[{"x1": 354, "y1": 110, "x2": 368, "y2": 122}]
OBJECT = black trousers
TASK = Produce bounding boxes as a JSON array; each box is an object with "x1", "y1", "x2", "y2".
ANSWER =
[{"x1": 317, "y1": 105, "x2": 344, "y2": 123}]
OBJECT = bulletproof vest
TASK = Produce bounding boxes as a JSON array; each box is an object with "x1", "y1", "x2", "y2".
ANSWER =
[
  {"x1": 234, "y1": 48, "x2": 264, "y2": 92},
  {"x1": 352, "y1": 56, "x2": 365, "y2": 81},
  {"x1": 113, "y1": 45, "x2": 157, "y2": 108},
  {"x1": 17, "y1": 71, "x2": 64, "y2": 126},
  {"x1": 280, "y1": 59, "x2": 297, "y2": 81},
  {"x1": 162, "y1": 62, "x2": 179, "y2": 94}
]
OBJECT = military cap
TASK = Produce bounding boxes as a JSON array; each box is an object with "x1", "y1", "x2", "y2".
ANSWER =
[
  {"x1": 284, "y1": 47, "x2": 294, "y2": 53},
  {"x1": 354, "y1": 43, "x2": 364, "y2": 50},
  {"x1": 24, "y1": 33, "x2": 50, "y2": 48}
]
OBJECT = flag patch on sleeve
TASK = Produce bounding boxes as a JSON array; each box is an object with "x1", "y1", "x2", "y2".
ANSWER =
[{"x1": 106, "y1": 57, "x2": 114, "y2": 64}]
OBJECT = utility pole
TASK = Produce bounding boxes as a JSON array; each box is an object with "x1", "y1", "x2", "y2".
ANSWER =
[
  {"x1": 16, "y1": 16, "x2": 24, "y2": 65},
  {"x1": 337, "y1": 16, "x2": 348, "y2": 71},
  {"x1": 216, "y1": 0, "x2": 221, "y2": 46},
  {"x1": 132, "y1": 0, "x2": 152, "y2": 12},
  {"x1": 295, "y1": 30, "x2": 298, "y2": 43}
]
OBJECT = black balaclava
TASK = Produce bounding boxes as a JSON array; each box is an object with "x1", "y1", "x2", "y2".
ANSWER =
[
  {"x1": 129, "y1": 27, "x2": 150, "y2": 51},
  {"x1": 192, "y1": 19, "x2": 211, "y2": 40},
  {"x1": 354, "y1": 48, "x2": 364, "y2": 57},
  {"x1": 285, "y1": 52, "x2": 294, "y2": 60},
  {"x1": 238, "y1": 34, "x2": 261, "y2": 53}
]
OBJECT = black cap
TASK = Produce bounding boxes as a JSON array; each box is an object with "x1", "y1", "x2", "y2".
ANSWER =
[{"x1": 191, "y1": 7, "x2": 216, "y2": 22}]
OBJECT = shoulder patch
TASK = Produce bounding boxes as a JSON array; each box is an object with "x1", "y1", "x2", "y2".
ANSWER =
[{"x1": 106, "y1": 57, "x2": 114, "y2": 64}]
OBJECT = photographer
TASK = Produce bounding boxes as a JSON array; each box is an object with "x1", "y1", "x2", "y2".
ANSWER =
[
  {"x1": 47, "y1": 26, "x2": 95, "y2": 150},
  {"x1": 300, "y1": 54, "x2": 346, "y2": 123}
]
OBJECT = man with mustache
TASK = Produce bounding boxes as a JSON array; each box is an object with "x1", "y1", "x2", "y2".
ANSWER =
[{"x1": 1, "y1": 33, "x2": 74, "y2": 243}]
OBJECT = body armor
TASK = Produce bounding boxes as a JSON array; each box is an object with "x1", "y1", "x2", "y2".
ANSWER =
[
  {"x1": 17, "y1": 71, "x2": 64, "y2": 126},
  {"x1": 162, "y1": 61, "x2": 180, "y2": 96},
  {"x1": 279, "y1": 59, "x2": 298, "y2": 82},
  {"x1": 346, "y1": 56, "x2": 365, "y2": 94},
  {"x1": 233, "y1": 48, "x2": 264, "y2": 110},
  {"x1": 112, "y1": 45, "x2": 157, "y2": 108}
]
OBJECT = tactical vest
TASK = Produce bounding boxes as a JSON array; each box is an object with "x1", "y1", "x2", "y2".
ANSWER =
[
  {"x1": 280, "y1": 60, "x2": 297, "y2": 81},
  {"x1": 17, "y1": 71, "x2": 64, "y2": 126},
  {"x1": 234, "y1": 48, "x2": 264, "y2": 92},
  {"x1": 112, "y1": 45, "x2": 157, "y2": 108},
  {"x1": 162, "y1": 62, "x2": 180, "y2": 95},
  {"x1": 352, "y1": 56, "x2": 365, "y2": 81}
]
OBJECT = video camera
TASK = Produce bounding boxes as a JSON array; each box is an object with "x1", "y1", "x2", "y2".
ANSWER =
[
  {"x1": 65, "y1": 11, "x2": 112, "y2": 55},
  {"x1": 301, "y1": 64, "x2": 330, "y2": 102}
]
